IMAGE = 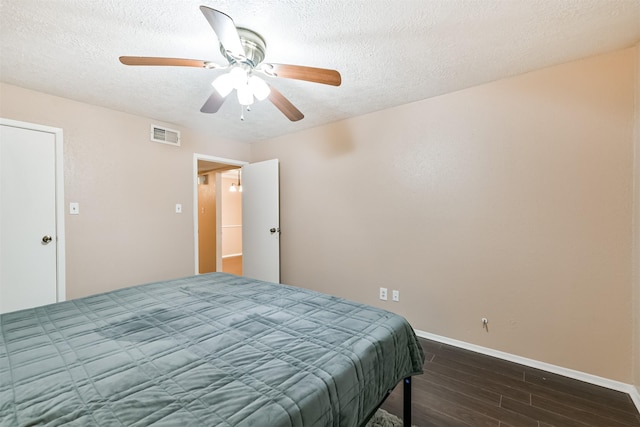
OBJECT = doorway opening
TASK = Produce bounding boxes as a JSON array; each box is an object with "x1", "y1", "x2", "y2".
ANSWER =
[{"x1": 193, "y1": 154, "x2": 247, "y2": 275}]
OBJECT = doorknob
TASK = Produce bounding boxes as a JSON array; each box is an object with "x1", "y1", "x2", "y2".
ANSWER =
[
  {"x1": 42, "y1": 235, "x2": 53, "y2": 244},
  {"x1": 269, "y1": 227, "x2": 280, "y2": 234}
]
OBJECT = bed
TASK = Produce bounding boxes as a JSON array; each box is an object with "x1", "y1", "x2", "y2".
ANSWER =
[{"x1": 0, "y1": 273, "x2": 424, "y2": 426}]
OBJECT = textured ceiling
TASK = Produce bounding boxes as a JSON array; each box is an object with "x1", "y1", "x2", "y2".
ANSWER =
[{"x1": 1, "y1": 0, "x2": 639, "y2": 143}]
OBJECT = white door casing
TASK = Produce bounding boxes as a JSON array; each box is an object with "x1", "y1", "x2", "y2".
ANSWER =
[
  {"x1": 0, "y1": 119, "x2": 65, "y2": 313},
  {"x1": 242, "y1": 159, "x2": 280, "y2": 283}
]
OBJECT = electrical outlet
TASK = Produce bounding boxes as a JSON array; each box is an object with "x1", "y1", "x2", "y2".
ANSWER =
[
  {"x1": 175, "y1": 204, "x2": 182, "y2": 213},
  {"x1": 392, "y1": 290, "x2": 399, "y2": 302},
  {"x1": 379, "y1": 287, "x2": 388, "y2": 301}
]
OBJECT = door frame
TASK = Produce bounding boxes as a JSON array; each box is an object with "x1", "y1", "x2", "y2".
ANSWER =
[
  {"x1": 0, "y1": 117, "x2": 66, "y2": 302},
  {"x1": 193, "y1": 153, "x2": 247, "y2": 275}
]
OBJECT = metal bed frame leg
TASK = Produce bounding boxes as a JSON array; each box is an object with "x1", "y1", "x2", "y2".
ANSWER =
[{"x1": 403, "y1": 377, "x2": 411, "y2": 427}]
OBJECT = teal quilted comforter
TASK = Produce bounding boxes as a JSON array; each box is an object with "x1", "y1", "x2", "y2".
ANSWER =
[{"x1": 0, "y1": 273, "x2": 424, "y2": 426}]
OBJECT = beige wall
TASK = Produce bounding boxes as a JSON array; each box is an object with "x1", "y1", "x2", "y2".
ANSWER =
[
  {"x1": 221, "y1": 175, "x2": 243, "y2": 256},
  {"x1": 0, "y1": 82, "x2": 250, "y2": 298},
  {"x1": 634, "y1": 43, "x2": 640, "y2": 393},
  {"x1": 252, "y1": 48, "x2": 636, "y2": 382}
]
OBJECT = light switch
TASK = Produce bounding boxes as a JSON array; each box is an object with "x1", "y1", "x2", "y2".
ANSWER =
[
  {"x1": 175, "y1": 204, "x2": 182, "y2": 214},
  {"x1": 69, "y1": 202, "x2": 79, "y2": 215}
]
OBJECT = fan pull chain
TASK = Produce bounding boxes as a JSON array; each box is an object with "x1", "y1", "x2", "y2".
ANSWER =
[{"x1": 240, "y1": 104, "x2": 252, "y2": 121}]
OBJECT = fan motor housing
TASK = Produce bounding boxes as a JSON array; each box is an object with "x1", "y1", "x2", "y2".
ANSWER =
[{"x1": 221, "y1": 27, "x2": 266, "y2": 67}]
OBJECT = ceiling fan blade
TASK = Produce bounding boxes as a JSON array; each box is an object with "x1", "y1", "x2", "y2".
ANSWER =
[
  {"x1": 119, "y1": 56, "x2": 215, "y2": 68},
  {"x1": 200, "y1": 91, "x2": 227, "y2": 113},
  {"x1": 199, "y1": 6, "x2": 245, "y2": 59},
  {"x1": 265, "y1": 64, "x2": 341, "y2": 86},
  {"x1": 268, "y1": 86, "x2": 304, "y2": 122}
]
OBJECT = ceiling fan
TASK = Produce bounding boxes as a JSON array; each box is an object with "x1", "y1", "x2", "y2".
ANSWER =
[{"x1": 119, "y1": 6, "x2": 341, "y2": 122}]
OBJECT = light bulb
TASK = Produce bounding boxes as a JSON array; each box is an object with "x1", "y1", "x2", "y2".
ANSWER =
[
  {"x1": 229, "y1": 67, "x2": 247, "y2": 89},
  {"x1": 238, "y1": 185, "x2": 243, "y2": 192},
  {"x1": 249, "y1": 75, "x2": 271, "y2": 101},
  {"x1": 212, "y1": 73, "x2": 233, "y2": 97},
  {"x1": 237, "y1": 82, "x2": 254, "y2": 106},
  {"x1": 229, "y1": 183, "x2": 237, "y2": 192}
]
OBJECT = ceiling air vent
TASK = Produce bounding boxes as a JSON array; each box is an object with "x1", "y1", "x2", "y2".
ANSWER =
[{"x1": 150, "y1": 125, "x2": 181, "y2": 146}]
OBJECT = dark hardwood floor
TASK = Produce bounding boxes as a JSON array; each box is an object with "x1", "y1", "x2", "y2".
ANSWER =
[{"x1": 381, "y1": 338, "x2": 640, "y2": 427}]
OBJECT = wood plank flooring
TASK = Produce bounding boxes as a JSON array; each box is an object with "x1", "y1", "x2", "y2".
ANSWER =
[{"x1": 381, "y1": 338, "x2": 640, "y2": 427}]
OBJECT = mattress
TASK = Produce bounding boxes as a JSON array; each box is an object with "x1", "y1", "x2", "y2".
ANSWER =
[{"x1": 0, "y1": 273, "x2": 424, "y2": 426}]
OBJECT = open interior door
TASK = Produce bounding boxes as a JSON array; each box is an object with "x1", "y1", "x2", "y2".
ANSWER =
[{"x1": 242, "y1": 159, "x2": 280, "y2": 283}]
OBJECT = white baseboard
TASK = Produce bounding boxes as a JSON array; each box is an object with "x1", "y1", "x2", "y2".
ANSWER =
[
  {"x1": 632, "y1": 386, "x2": 640, "y2": 414},
  {"x1": 414, "y1": 329, "x2": 640, "y2": 414}
]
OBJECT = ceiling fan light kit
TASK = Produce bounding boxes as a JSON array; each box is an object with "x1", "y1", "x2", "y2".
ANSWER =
[
  {"x1": 119, "y1": 6, "x2": 341, "y2": 122},
  {"x1": 211, "y1": 66, "x2": 271, "y2": 106}
]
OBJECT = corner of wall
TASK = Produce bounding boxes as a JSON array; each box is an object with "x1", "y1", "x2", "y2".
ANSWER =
[{"x1": 633, "y1": 42, "x2": 640, "y2": 397}]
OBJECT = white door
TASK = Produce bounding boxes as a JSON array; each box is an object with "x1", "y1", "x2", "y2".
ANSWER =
[
  {"x1": 242, "y1": 159, "x2": 280, "y2": 283},
  {"x1": 0, "y1": 122, "x2": 61, "y2": 313}
]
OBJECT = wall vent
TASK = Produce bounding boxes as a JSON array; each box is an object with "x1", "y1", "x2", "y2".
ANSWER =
[{"x1": 150, "y1": 125, "x2": 181, "y2": 146}]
